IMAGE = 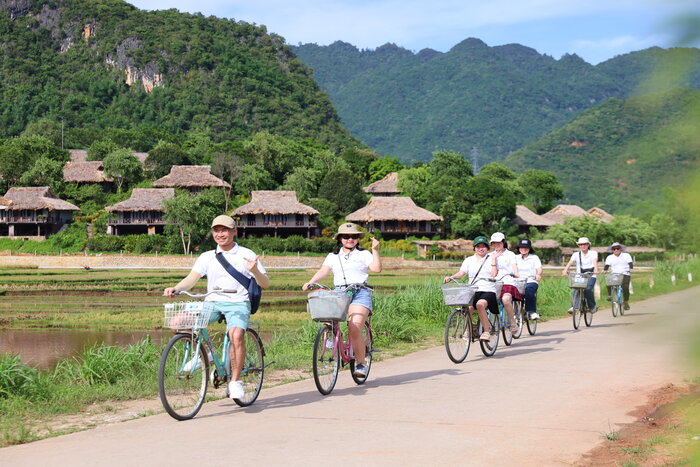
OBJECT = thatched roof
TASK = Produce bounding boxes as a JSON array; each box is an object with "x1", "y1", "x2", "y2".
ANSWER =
[
  {"x1": 69, "y1": 149, "x2": 88, "y2": 162},
  {"x1": 0, "y1": 196, "x2": 13, "y2": 208},
  {"x1": 588, "y1": 207, "x2": 614, "y2": 223},
  {"x1": 63, "y1": 161, "x2": 113, "y2": 183},
  {"x1": 363, "y1": 172, "x2": 401, "y2": 195},
  {"x1": 512, "y1": 205, "x2": 556, "y2": 227},
  {"x1": 413, "y1": 238, "x2": 472, "y2": 250},
  {"x1": 346, "y1": 196, "x2": 443, "y2": 222},
  {"x1": 105, "y1": 188, "x2": 175, "y2": 212},
  {"x1": 69, "y1": 150, "x2": 148, "y2": 164},
  {"x1": 3, "y1": 187, "x2": 79, "y2": 211},
  {"x1": 153, "y1": 165, "x2": 231, "y2": 189},
  {"x1": 232, "y1": 191, "x2": 319, "y2": 215},
  {"x1": 532, "y1": 239, "x2": 560, "y2": 249},
  {"x1": 561, "y1": 245, "x2": 665, "y2": 255},
  {"x1": 542, "y1": 204, "x2": 589, "y2": 224}
]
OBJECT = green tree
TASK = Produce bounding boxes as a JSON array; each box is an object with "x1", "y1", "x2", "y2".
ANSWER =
[
  {"x1": 145, "y1": 141, "x2": 189, "y2": 179},
  {"x1": 87, "y1": 140, "x2": 119, "y2": 161},
  {"x1": 103, "y1": 149, "x2": 142, "y2": 192},
  {"x1": 235, "y1": 163, "x2": 276, "y2": 196},
  {"x1": 517, "y1": 169, "x2": 564, "y2": 213},
  {"x1": 341, "y1": 147, "x2": 378, "y2": 182},
  {"x1": 22, "y1": 118, "x2": 64, "y2": 148},
  {"x1": 19, "y1": 157, "x2": 65, "y2": 194},
  {"x1": 163, "y1": 189, "x2": 224, "y2": 254},
  {"x1": 317, "y1": 168, "x2": 367, "y2": 217},
  {"x1": 0, "y1": 135, "x2": 68, "y2": 186},
  {"x1": 368, "y1": 156, "x2": 404, "y2": 182}
]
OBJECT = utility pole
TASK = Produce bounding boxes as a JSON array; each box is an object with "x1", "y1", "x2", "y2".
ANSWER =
[{"x1": 471, "y1": 146, "x2": 479, "y2": 174}]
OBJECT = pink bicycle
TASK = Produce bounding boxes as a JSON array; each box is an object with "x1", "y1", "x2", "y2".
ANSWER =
[{"x1": 307, "y1": 283, "x2": 374, "y2": 395}]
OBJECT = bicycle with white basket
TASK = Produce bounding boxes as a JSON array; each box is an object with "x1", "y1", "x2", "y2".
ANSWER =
[
  {"x1": 158, "y1": 289, "x2": 266, "y2": 420},
  {"x1": 306, "y1": 283, "x2": 374, "y2": 395}
]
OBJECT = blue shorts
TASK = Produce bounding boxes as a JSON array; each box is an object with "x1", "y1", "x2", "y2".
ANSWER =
[
  {"x1": 207, "y1": 301, "x2": 251, "y2": 330},
  {"x1": 335, "y1": 286, "x2": 373, "y2": 311}
]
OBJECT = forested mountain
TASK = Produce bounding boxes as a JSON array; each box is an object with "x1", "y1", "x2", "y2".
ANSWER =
[
  {"x1": 293, "y1": 40, "x2": 700, "y2": 163},
  {"x1": 502, "y1": 88, "x2": 700, "y2": 213},
  {"x1": 0, "y1": 0, "x2": 360, "y2": 150}
]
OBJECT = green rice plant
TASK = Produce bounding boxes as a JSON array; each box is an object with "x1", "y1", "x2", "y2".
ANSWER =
[
  {"x1": 54, "y1": 338, "x2": 159, "y2": 386},
  {"x1": 0, "y1": 354, "x2": 42, "y2": 399}
]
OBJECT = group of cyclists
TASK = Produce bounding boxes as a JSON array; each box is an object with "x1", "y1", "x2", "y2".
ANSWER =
[{"x1": 164, "y1": 214, "x2": 633, "y2": 398}]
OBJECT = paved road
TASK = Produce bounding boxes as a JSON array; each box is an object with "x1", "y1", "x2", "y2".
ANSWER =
[{"x1": 2, "y1": 287, "x2": 699, "y2": 466}]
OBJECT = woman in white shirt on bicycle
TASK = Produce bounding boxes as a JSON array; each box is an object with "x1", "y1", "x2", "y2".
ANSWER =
[{"x1": 561, "y1": 237, "x2": 599, "y2": 313}]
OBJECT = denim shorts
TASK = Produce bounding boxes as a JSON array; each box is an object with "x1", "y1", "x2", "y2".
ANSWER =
[
  {"x1": 207, "y1": 301, "x2": 251, "y2": 330},
  {"x1": 335, "y1": 286, "x2": 373, "y2": 311}
]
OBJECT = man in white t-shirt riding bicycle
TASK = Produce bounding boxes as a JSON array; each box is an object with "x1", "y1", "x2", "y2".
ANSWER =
[{"x1": 164, "y1": 215, "x2": 270, "y2": 400}]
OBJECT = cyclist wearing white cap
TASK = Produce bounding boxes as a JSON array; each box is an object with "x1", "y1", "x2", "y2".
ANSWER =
[
  {"x1": 164, "y1": 215, "x2": 270, "y2": 400},
  {"x1": 302, "y1": 223, "x2": 381, "y2": 378},
  {"x1": 489, "y1": 232, "x2": 520, "y2": 335},
  {"x1": 604, "y1": 242, "x2": 633, "y2": 310},
  {"x1": 561, "y1": 237, "x2": 599, "y2": 313}
]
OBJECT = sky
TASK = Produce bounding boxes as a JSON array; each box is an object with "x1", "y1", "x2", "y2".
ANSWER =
[{"x1": 128, "y1": 0, "x2": 700, "y2": 65}]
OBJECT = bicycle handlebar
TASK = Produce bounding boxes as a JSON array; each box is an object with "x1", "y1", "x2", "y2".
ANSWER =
[
  {"x1": 306, "y1": 282, "x2": 373, "y2": 292},
  {"x1": 173, "y1": 287, "x2": 237, "y2": 298}
]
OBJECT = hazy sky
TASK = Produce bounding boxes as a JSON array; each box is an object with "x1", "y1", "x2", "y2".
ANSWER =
[{"x1": 128, "y1": 0, "x2": 699, "y2": 65}]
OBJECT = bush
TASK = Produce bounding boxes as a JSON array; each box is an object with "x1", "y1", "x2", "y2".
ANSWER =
[{"x1": 88, "y1": 234, "x2": 125, "y2": 252}]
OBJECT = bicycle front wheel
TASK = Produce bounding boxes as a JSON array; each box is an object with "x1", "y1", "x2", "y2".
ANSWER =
[
  {"x1": 159, "y1": 333, "x2": 209, "y2": 421},
  {"x1": 618, "y1": 286, "x2": 626, "y2": 316},
  {"x1": 233, "y1": 328, "x2": 265, "y2": 407},
  {"x1": 572, "y1": 289, "x2": 582, "y2": 330},
  {"x1": 444, "y1": 307, "x2": 470, "y2": 363},
  {"x1": 479, "y1": 312, "x2": 500, "y2": 357},
  {"x1": 313, "y1": 324, "x2": 339, "y2": 395},
  {"x1": 501, "y1": 311, "x2": 513, "y2": 347},
  {"x1": 350, "y1": 321, "x2": 373, "y2": 385}
]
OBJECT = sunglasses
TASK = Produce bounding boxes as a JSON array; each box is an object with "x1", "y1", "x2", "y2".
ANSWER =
[
  {"x1": 612, "y1": 247, "x2": 621, "y2": 250},
  {"x1": 340, "y1": 235, "x2": 360, "y2": 240}
]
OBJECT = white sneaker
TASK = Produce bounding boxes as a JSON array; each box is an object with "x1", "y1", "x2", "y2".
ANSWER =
[
  {"x1": 228, "y1": 380, "x2": 244, "y2": 399},
  {"x1": 325, "y1": 338, "x2": 334, "y2": 349},
  {"x1": 529, "y1": 312, "x2": 540, "y2": 320},
  {"x1": 182, "y1": 356, "x2": 200, "y2": 372},
  {"x1": 567, "y1": 307, "x2": 573, "y2": 315}
]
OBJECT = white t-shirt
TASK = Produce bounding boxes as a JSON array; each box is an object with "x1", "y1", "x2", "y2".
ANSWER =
[
  {"x1": 192, "y1": 244, "x2": 266, "y2": 302},
  {"x1": 515, "y1": 254, "x2": 542, "y2": 283},
  {"x1": 571, "y1": 250, "x2": 598, "y2": 276},
  {"x1": 323, "y1": 249, "x2": 374, "y2": 286},
  {"x1": 605, "y1": 252, "x2": 633, "y2": 275},
  {"x1": 459, "y1": 254, "x2": 496, "y2": 293},
  {"x1": 494, "y1": 249, "x2": 518, "y2": 285}
]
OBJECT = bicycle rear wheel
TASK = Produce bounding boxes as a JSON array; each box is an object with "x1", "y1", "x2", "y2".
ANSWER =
[
  {"x1": 572, "y1": 289, "x2": 582, "y2": 330},
  {"x1": 444, "y1": 307, "x2": 470, "y2": 363},
  {"x1": 159, "y1": 333, "x2": 209, "y2": 421},
  {"x1": 350, "y1": 321, "x2": 373, "y2": 384},
  {"x1": 525, "y1": 313, "x2": 538, "y2": 335},
  {"x1": 233, "y1": 328, "x2": 265, "y2": 407},
  {"x1": 313, "y1": 324, "x2": 339, "y2": 395},
  {"x1": 479, "y1": 312, "x2": 500, "y2": 357},
  {"x1": 617, "y1": 286, "x2": 626, "y2": 316},
  {"x1": 512, "y1": 301, "x2": 523, "y2": 339},
  {"x1": 584, "y1": 305, "x2": 594, "y2": 327}
]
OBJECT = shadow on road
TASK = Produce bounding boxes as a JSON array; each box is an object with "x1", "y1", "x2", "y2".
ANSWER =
[{"x1": 197, "y1": 368, "x2": 465, "y2": 417}]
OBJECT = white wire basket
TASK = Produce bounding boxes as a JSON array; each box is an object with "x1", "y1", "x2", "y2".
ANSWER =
[
  {"x1": 606, "y1": 273, "x2": 624, "y2": 286},
  {"x1": 568, "y1": 272, "x2": 590, "y2": 289},
  {"x1": 307, "y1": 289, "x2": 352, "y2": 321},
  {"x1": 495, "y1": 281, "x2": 504, "y2": 297},
  {"x1": 514, "y1": 278, "x2": 527, "y2": 294},
  {"x1": 163, "y1": 301, "x2": 215, "y2": 330},
  {"x1": 441, "y1": 283, "x2": 477, "y2": 306}
]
